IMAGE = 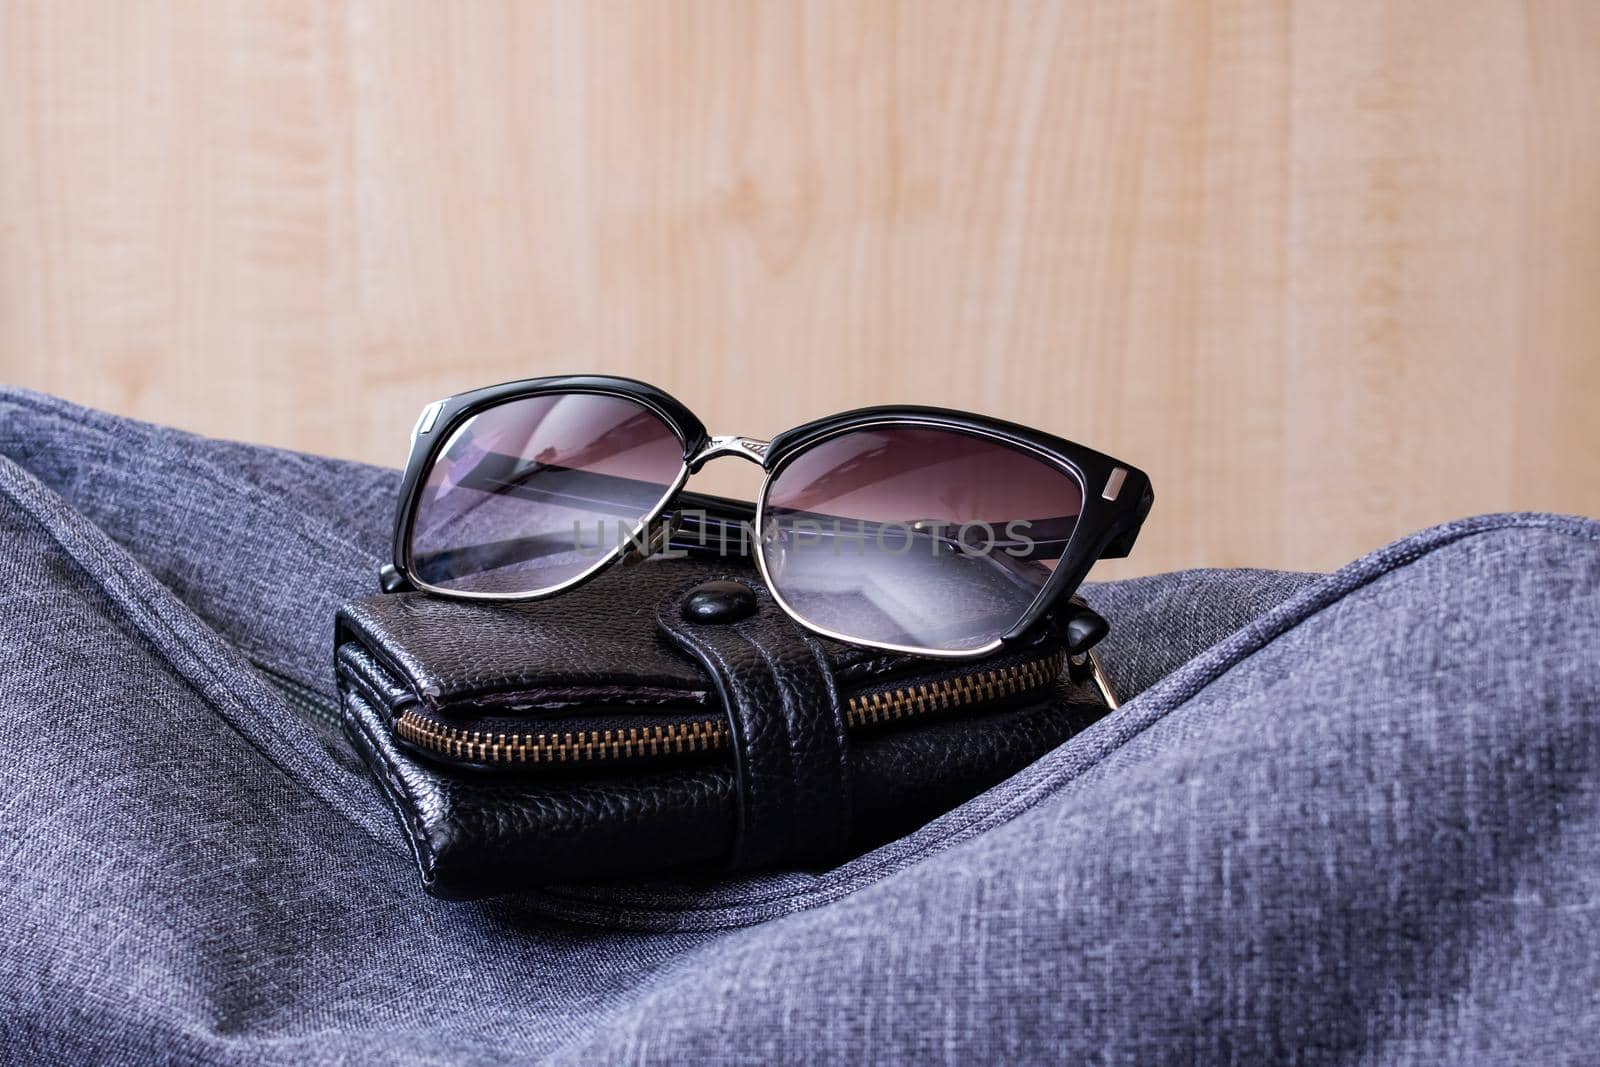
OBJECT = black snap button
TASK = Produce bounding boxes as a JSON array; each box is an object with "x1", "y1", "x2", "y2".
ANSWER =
[{"x1": 681, "y1": 580, "x2": 758, "y2": 625}]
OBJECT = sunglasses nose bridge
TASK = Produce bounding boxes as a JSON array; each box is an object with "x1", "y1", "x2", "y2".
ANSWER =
[{"x1": 688, "y1": 435, "x2": 770, "y2": 473}]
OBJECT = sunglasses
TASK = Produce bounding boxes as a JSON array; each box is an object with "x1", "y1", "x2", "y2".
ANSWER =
[{"x1": 382, "y1": 375, "x2": 1152, "y2": 660}]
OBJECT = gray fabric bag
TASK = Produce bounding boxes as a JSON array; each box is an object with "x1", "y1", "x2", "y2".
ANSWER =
[{"x1": 1, "y1": 386, "x2": 1597, "y2": 1065}]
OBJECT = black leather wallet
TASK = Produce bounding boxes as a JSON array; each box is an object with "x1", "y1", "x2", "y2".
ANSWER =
[{"x1": 335, "y1": 553, "x2": 1116, "y2": 899}]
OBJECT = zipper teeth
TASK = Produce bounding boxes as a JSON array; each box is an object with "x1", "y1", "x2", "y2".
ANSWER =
[
  {"x1": 844, "y1": 648, "x2": 1065, "y2": 730},
  {"x1": 396, "y1": 716, "x2": 729, "y2": 766},
  {"x1": 396, "y1": 648, "x2": 1064, "y2": 767}
]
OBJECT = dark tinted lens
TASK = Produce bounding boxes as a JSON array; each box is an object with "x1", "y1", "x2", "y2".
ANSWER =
[
  {"x1": 407, "y1": 393, "x2": 684, "y2": 594},
  {"x1": 759, "y1": 426, "x2": 1083, "y2": 652}
]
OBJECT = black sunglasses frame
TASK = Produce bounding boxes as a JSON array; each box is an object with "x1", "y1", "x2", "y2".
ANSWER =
[{"x1": 386, "y1": 374, "x2": 1153, "y2": 660}]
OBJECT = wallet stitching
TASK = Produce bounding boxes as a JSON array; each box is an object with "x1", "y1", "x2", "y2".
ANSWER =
[
  {"x1": 339, "y1": 679, "x2": 442, "y2": 881},
  {"x1": 341, "y1": 594, "x2": 714, "y2": 714},
  {"x1": 736, "y1": 620, "x2": 812, "y2": 863},
  {"x1": 770, "y1": 623, "x2": 852, "y2": 858},
  {"x1": 680, "y1": 618, "x2": 790, "y2": 867},
  {"x1": 661, "y1": 582, "x2": 856, "y2": 868}
]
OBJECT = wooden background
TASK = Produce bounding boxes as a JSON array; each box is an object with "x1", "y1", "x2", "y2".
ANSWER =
[{"x1": 2, "y1": 1, "x2": 1597, "y2": 577}]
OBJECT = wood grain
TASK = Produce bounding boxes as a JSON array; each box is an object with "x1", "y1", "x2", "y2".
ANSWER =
[{"x1": 2, "y1": 1, "x2": 1597, "y2": 577}]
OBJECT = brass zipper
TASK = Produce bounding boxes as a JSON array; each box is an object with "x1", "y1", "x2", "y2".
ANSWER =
[
  {"x1": 845, "y1": 648, "x2": 1065, "y2": 729},
  {"x1": 396, "y1": 647, "x2": 1066, "y2": 767},
  {"x1": 396, "y1": 715, "x2": 728, "y2": 766}
]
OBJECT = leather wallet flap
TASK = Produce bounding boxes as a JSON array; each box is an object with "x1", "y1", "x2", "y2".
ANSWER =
[
  {"x1": 335, "y1": 554, "x2": 934, "y2": 715},
  {"x1": 337, "y1": 556, "x2": 736, "y2": 712}
]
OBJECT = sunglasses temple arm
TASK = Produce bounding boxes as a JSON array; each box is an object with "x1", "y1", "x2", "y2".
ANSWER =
[{"x1": 1079, "y1": 650, "x2": 1119, "y2": 710}]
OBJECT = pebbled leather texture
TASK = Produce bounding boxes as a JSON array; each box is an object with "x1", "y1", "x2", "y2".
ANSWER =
[
  {"x1": 336, "y1": 556, "x2": 923, "y2": 713},
  {"x1": 658, "y1": 578, "x2": 852, "y2": 869},
  {"x1": 342, "y1": 672, "x2": 736, "y2": 896},
  {"x1": 334, "y1": 554, "x2": 1114, "y2": 897}
]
